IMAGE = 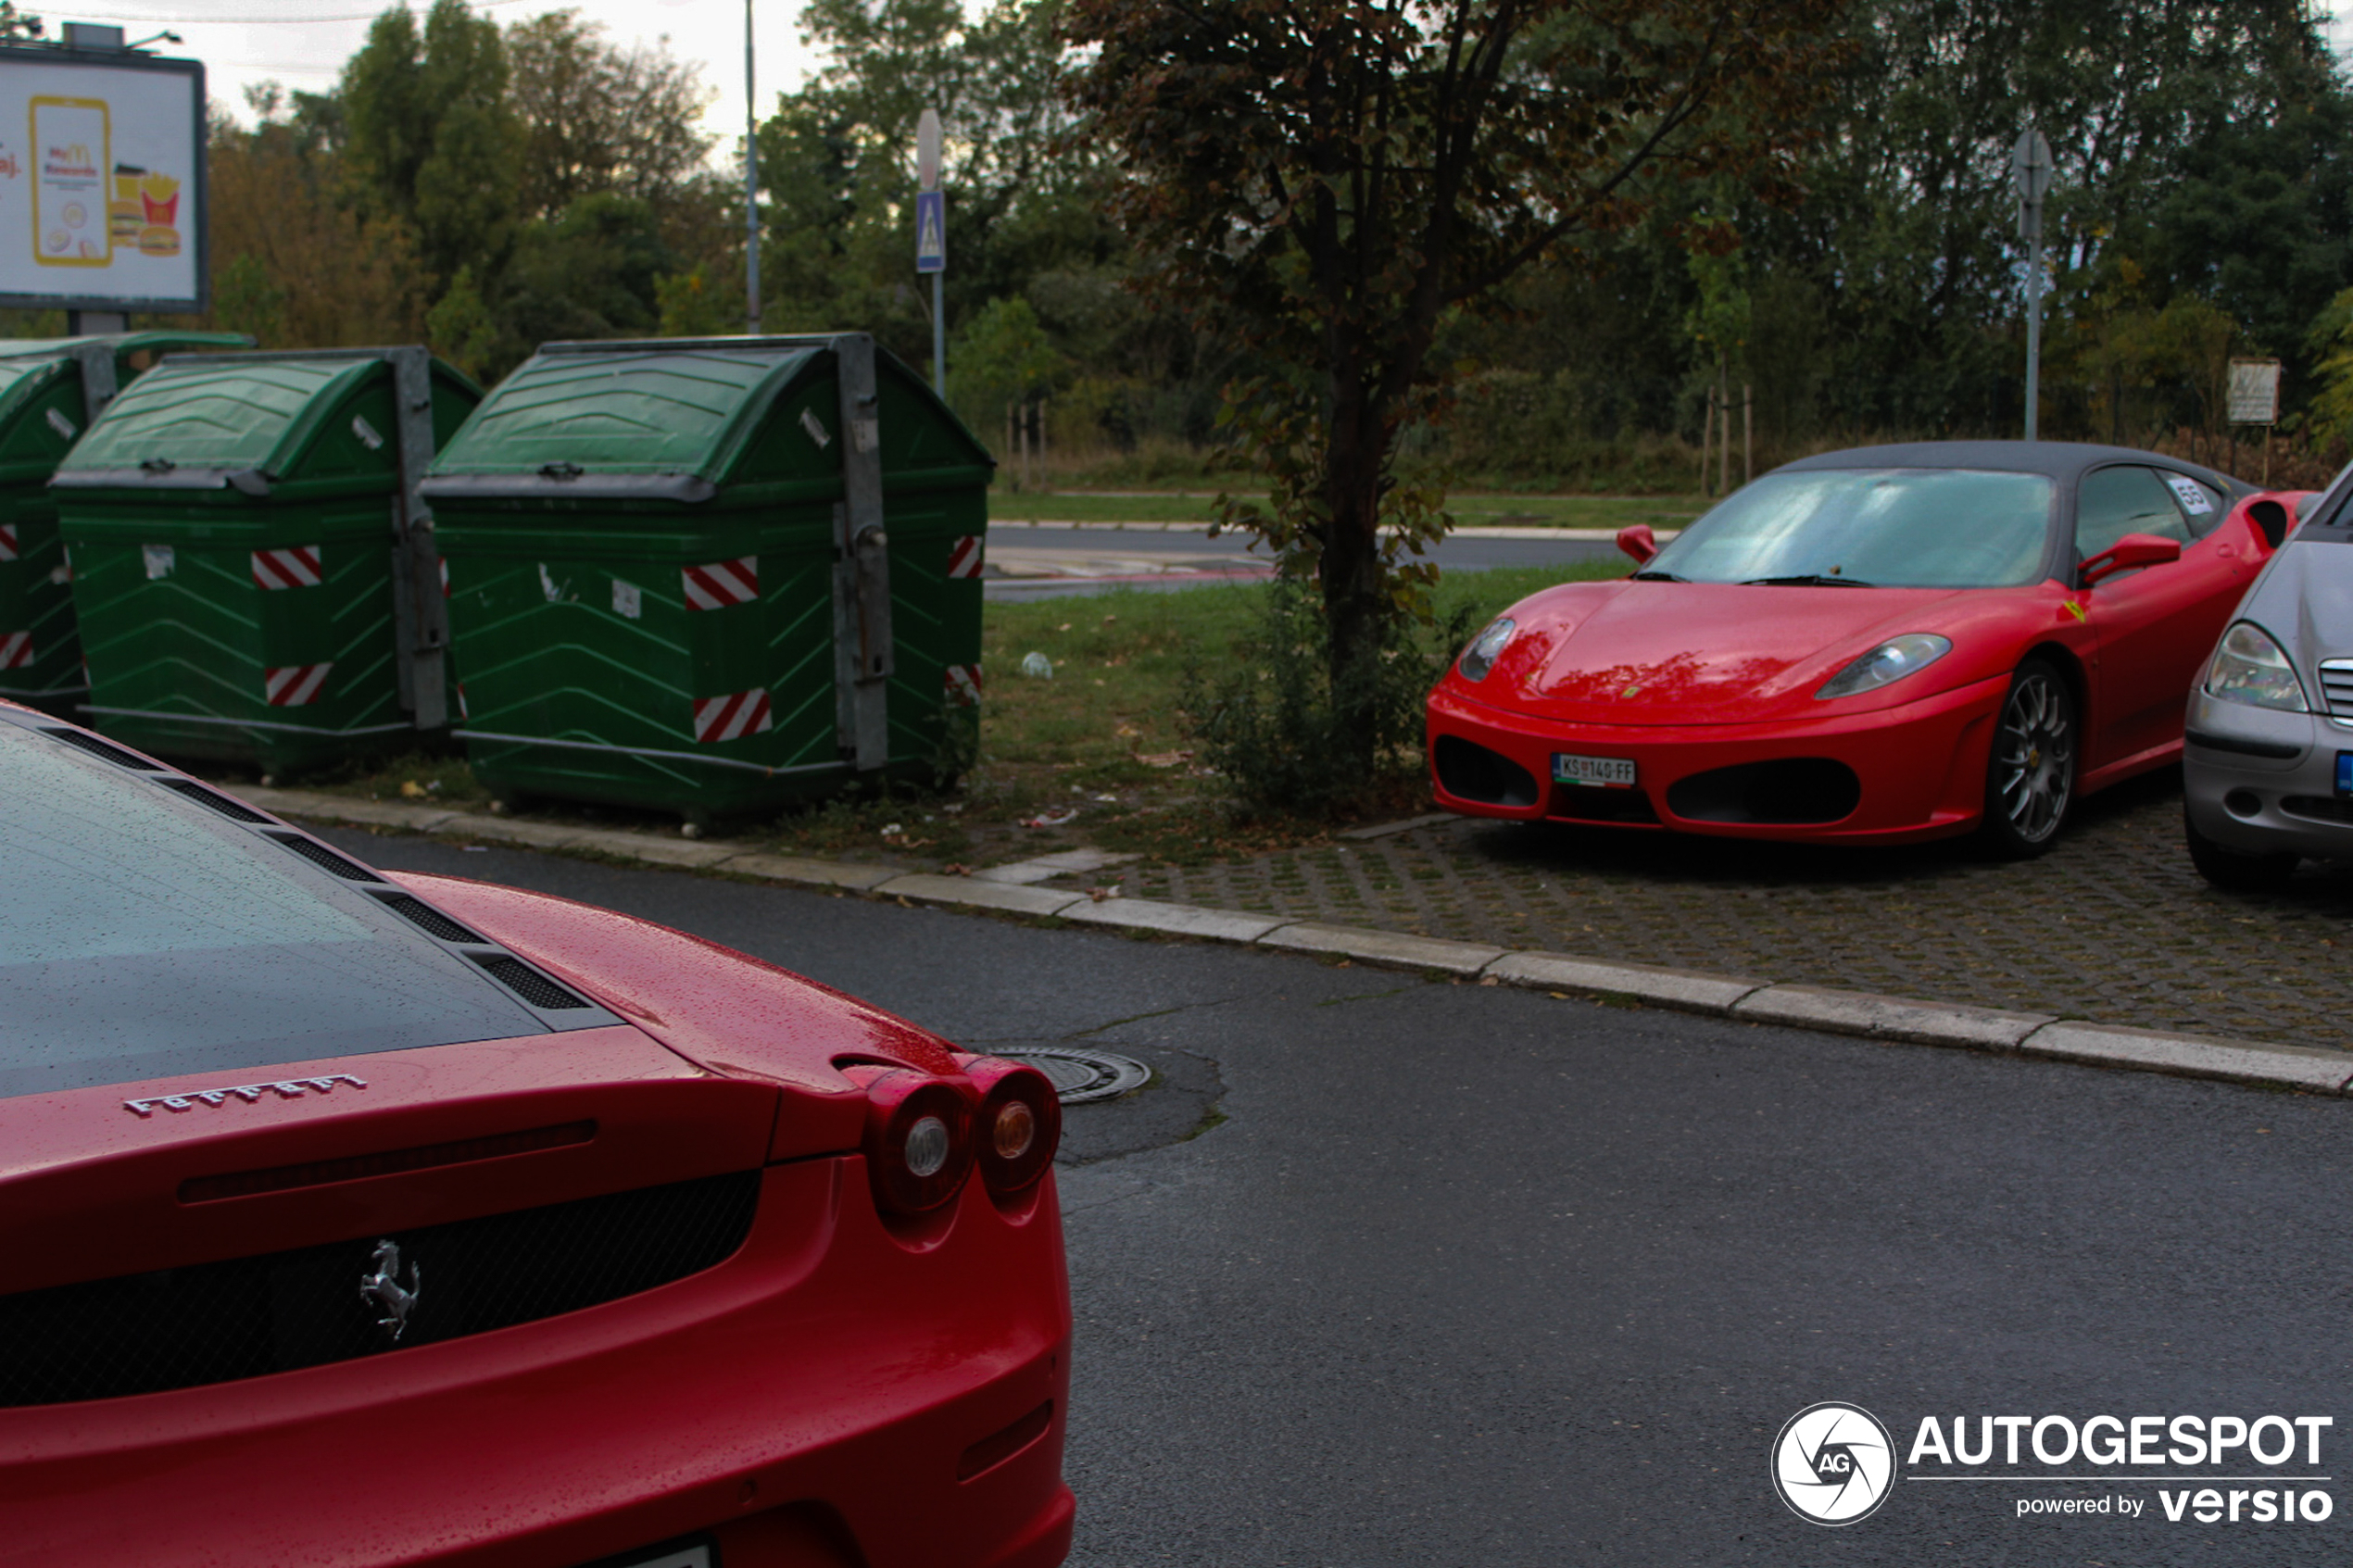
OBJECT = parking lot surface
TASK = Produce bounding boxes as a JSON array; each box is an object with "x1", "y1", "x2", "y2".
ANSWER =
[
  {"x1": 1128, "y1": 770, "x2": 2353, "y2": 1050},
  {"x1": 319, "y1": 829, "x2": 2353, "y2": 1566}
]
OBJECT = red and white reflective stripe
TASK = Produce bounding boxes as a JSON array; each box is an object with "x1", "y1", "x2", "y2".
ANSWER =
[
  {"x1": 0, "y1": 632, "x2": 30, "y2": 669},
  {"x1": 0, "y1": 523, "x2": 17, "y2": 562},
  {"x1": 456, "y1": 682, "x2": 469, "y2": 719},
  {"x1": 946, "y1": 535, "x2": 984, "y2": 579},
  {"x1": 682, "y1": 556, "x2": 759, "y2": 610},
  {"x1": 251, "y1": 546, "x2": 322, "y2": 589},
  {"x1": 692, "y1": 687, "x2": 772, "y2": 743},
  {"x1": 945, "y1": 662, "x2": 982, "y2": 705},
  {"x1": 264, "y1": 663, "x2": 332, "y2": 707},
  {"x1": 439, "y1": 557, "x2": 450, "y2": 597}
]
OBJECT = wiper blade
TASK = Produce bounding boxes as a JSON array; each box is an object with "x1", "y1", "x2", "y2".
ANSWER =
[
  {"x1": 1741, "y1": 573, "x2": 1874, "y2": 587},
  {"x1": 1629, "y1": 569, "x2": 1686, "y2": 581}
]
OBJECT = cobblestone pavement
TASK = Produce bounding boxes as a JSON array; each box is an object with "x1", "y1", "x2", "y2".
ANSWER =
[{"x1": 1124, "y1": 770, "x2": 2353, "y2": 1050}]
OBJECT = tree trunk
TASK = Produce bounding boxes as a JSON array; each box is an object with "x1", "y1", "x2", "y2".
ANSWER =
[
  {"x1": 1319, "y1": 423, "x2": 1389, "y2": 770},
  {"x1": 1700, "y1": 395, "x2": 1714, "y2": 496},
  {"x1": 1717, "y1": 356, "x2": 1730, "y2": 497}
]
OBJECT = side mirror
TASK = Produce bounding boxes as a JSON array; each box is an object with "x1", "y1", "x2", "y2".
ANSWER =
[
  {"x1": 2247, "y1": 497, "x2": 2290, "y2": 550},
  {"x1": 1617, "y1": 524, "x2": 1658, "y2": 565},
  {"x1": 2079, "y1": 532, "x2": 2181, "y2": 587}
]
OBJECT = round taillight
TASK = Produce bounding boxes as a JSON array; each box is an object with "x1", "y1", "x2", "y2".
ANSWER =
[
  {"x1": 963, "y1": 1058, "x2": 1061, "y2": 1195},
  {"x1": 992, "y1": 1099, "x2": 1037, "y2": 1160},
  {"x1": 861, "y1": 1073, "x2": 973, "y2": 1215}
]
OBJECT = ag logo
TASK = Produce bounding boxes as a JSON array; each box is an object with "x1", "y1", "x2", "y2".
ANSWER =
[{"x1": 1772, "y1": 1402, "x2": 1895, "y2": 1525}]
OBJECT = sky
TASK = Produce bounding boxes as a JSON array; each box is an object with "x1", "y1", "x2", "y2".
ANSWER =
[
  {"x1": 42, "y1": 0, "x2": 2353, "y2": 160},
  {"x1": 57, "y1": 0, "x2": 825, "y2": 151}
]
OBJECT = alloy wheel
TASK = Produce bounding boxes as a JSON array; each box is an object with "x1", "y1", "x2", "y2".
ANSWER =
[{"x1": 1993, "y1": 669, "x2": 2074, "y2": 844}]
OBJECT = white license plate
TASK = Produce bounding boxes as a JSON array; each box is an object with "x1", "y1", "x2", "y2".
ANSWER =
[{"x1": 1553, "y1": 752, "x2": 1637, "y2": 788}]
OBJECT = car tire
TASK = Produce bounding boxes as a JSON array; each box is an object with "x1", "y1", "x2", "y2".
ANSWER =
[
  {"x1": 1976, "y1": 658, "x2": 2077, "y2": 859},
  {"x1": 2183, "y1": 806, "x2": 2298, "y2": 892}
]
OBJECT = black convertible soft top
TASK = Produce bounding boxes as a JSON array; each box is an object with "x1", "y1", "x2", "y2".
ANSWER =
[{"x1": 1780, "y1": 440, "x2": 2249, "y2": 496}]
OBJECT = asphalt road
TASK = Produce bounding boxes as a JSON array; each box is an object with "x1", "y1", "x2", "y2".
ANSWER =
[{"x1": 323, "y1": 829, "x2": 2353, "y2": 1566}]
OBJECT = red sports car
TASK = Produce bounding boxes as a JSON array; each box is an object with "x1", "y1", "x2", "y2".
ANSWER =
[
  {"x1": 0, "y1": 702, "x2": 1073, "y2": 1568},
  {"x1": 1428, "y1": 442, "x2": 2299, "y2": 854}
]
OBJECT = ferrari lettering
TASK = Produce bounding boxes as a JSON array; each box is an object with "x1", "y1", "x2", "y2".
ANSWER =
[{"x1": 123, "y1": 1073, "x2": 368, "y2": 1117}]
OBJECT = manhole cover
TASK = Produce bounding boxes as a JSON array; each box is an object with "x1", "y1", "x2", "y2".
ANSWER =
[{"x1": 990, "y1": 1047, "x2": 1152, "y2": 1105}]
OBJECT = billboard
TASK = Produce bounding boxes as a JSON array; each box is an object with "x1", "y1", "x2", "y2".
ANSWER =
[{"x1": 0, "y1": 46, "x2": 206, "y2": 312}]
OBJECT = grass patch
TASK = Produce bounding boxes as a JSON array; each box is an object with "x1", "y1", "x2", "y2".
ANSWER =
[{"x1": 239, "y1": 559, "x2": 1627, "y2": 871}]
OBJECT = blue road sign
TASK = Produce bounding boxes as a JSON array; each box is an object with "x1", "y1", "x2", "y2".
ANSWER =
[{"x1": 915, "y1": 189, "x2": 946, "y2": 274}]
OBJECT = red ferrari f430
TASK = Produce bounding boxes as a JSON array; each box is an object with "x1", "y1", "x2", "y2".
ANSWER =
[
  {"x1": 1429, "y1": 442, "x2": 2301, "y2": 855},
  {"x1": 0, "y1": 703, "x2": 1074, "y2": 1568}
]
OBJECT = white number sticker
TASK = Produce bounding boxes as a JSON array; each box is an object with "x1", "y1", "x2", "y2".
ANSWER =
[{"x1": 2162, "y1": 474, "x2": 2214, "y2": 516}]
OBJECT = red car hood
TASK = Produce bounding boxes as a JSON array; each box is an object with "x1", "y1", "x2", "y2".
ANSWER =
[{"x1": 1491, "y1": 580, "x2": 1972, "y2": 723}]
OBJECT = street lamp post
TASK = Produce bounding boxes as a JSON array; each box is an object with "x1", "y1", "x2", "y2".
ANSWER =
[
  {"x1": 744, "y1": 0, "x2": 761, "y2": 333},
  {"x1": 2013, "y1": 128, "x2": 2053, "y2": 442}
]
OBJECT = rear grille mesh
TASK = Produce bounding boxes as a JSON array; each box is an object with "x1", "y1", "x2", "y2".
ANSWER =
[
  {"x1": 264, "y1": 830, "x2": 383, "y2": 882},
  {"x1": 157, "y1": 778, "x2": 272, "y2": 823},
  {"x1": 2318, "y1": 659, "x2": 2353, "y2": 719},
  {"x1": 375, "y1": 892, "x2": 484, "y2": 945},
  {"x1": 475, "y1": 954, "x2": 593, "y2": 1010},
  {"x1": 0, "y1": 1170, "x2": 761, "y2": 1407}
]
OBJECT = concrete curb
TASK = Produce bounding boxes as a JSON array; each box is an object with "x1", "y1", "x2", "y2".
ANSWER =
[{"x1": 243, "y1": 784, "x2": 2353, "y2": 1099}]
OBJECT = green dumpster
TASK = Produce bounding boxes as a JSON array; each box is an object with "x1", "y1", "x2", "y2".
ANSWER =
[
  {"x1": 419, "y1": 333, "x2": 994, "y2": 822},
  {"x1": 50, "y1": 347, "x2": 480, "y2": 773},
  {"x1": 0, "y1": 332, "x2": 251, "y2": 715}
]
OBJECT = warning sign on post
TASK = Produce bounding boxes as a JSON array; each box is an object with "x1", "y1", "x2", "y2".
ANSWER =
[
  {"x1": 2228, "y1": 358, "x2": 2282, "y2": 426},
  {"x1": 0, "y1": 46, "x2": 206, "y2": 311}
]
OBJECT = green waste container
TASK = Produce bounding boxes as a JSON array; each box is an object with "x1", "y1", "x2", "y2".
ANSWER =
[
  {"x1": 51, "y1": 347, "x2": 480, "y2": 773},
  {"x1": 0, "y1": 332, "x2": 252, "y2": 715},
  {"x1": 420, "y1": 333, "x2": 994, "y2": 822}
]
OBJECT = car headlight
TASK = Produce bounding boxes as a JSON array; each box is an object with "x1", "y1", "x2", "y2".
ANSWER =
[
  {"x1": 2205, "y1": 621, "x2": 2308, "y2": 712},
  {"x1": 1815, "y1": 633, "x2": 1953, "y2": 700},
  {"x1": 1458, "y1": 617, "x2": 1516, "y2": 682}
]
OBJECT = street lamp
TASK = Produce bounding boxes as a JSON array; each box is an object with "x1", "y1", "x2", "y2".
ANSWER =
[
  {"x1": 743, "y1": 0, "x2": 761, "y2": 333},
  {"x1": 2013, "y1": 127, "x2": 2053, "y2": 442}
]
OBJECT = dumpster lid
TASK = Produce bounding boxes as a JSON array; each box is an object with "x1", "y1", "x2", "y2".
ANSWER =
[
  {"x1": 424, "y1": 338, "x2": 835, "y2": 497},
  {"x1": 0, "y1": 332, "x2": 253, "y2": 436},
  {"x1": 49, "y1": 350, "x2": 468, "y2": 494},
  {"x1": 0, "y1": 331, "x2": 254, "y2": 362}
]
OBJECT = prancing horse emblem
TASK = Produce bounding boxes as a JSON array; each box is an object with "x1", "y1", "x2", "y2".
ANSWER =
[{"x1": 359, "y1": 1240, "x2": 422, "y2": 1341}]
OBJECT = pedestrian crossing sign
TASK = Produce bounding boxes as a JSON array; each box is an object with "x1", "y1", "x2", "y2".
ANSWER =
[{"x1": 915, "y1": 189, "x2": 946, "y2": 274}]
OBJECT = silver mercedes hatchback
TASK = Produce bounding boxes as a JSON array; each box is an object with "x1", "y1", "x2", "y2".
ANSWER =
[{"x1": 2183, "y1": 467, "x2": 2353, "y2": 887}]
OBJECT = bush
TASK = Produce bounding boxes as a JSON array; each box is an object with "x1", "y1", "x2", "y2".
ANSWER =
[{"x1": 1185, "y1": 578, "x2": 1475, "y2": 817}]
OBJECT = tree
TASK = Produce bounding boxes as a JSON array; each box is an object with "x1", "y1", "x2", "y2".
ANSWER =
[
  {"x1": 341, "y1": 0, "x2": 519, "y2": 288},
  {"x1": 1066, "y1": 0, "x2": 1846, "y2": 735},
  {"x1": 0, "y1": 4, "x2": 42, "y2": 40},
  {"x1": 753, "y1": 0, "x2": 1115, "y2": 367},
  {"x1": 506, "y1": 10, "x2": 717, "y2": 227},
  {"x1": 204, "y1": 92, "x2": 426, "y2": 347}
]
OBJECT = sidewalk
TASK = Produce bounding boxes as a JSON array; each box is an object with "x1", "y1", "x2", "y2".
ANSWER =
[{"x1": 238, "y1": 777, "x2": 2353, "y2": 1098}]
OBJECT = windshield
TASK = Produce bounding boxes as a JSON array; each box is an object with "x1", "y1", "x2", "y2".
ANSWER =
[
  {"x1": 1644, "y1": 468, "x2": 2055, "y2": 588},
  {"x1": 0, "y1": 721, "x2": 573, "y2": 1100}
]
